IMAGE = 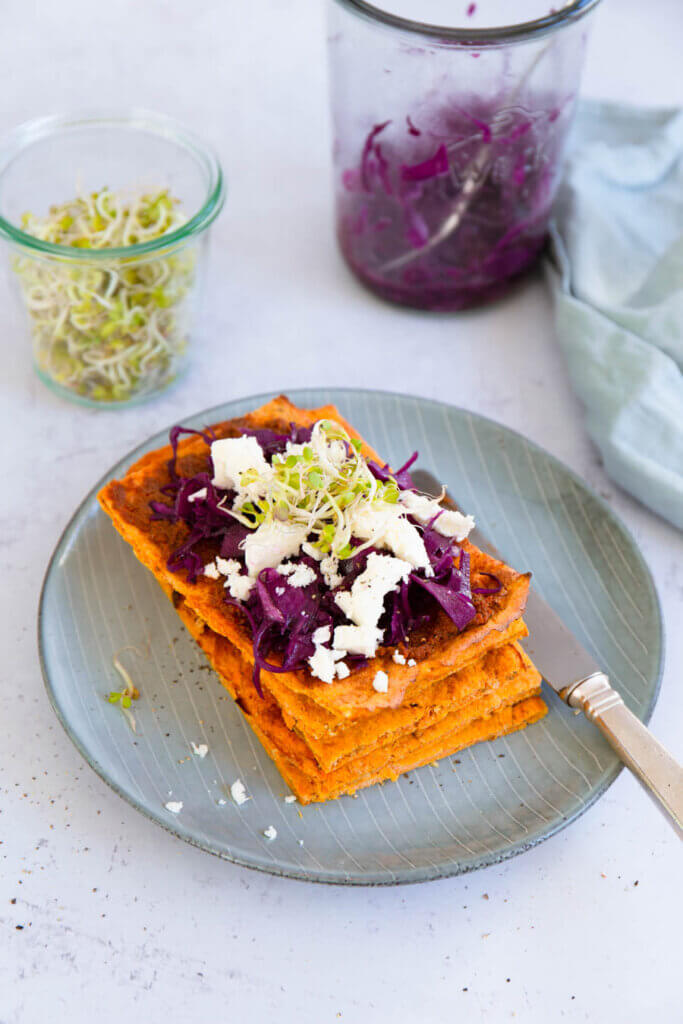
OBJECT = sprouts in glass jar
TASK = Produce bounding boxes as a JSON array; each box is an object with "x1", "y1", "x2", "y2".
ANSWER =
[{"x1": 13, "y1": 188, "x2": 196, "y2": 403}]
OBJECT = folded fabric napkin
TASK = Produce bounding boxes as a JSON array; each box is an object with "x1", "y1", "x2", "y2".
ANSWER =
[{"x1": 545, "y1": 99, "x2": 683, "y2": 530}]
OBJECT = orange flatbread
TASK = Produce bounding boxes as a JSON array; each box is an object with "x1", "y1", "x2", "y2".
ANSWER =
[
  {"x1": 98, "y1": 395, "x2": 547, "y2": 803},
  {"x1": 175, "y1": 594, "x2": 546, "y2": 803},
  {"x1": 99, "y1": 395, "x2": 532, "y2": 719}
]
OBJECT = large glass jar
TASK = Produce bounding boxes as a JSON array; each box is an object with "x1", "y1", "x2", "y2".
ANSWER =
[{"x1": 327, "y1": 0, "x2": 601, "y2": 311}]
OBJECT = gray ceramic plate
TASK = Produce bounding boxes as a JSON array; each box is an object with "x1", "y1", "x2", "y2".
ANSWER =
[{"x1": 38, "y1": 389, "x2": 663, "y2": 885}]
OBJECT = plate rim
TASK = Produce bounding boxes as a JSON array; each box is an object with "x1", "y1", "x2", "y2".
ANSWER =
[{"x1": 37, "y1": 386, "x2": 665, "y2": 886}]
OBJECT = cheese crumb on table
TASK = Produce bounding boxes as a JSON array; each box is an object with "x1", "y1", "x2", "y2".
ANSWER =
[
  {"x1": 191, "y1": 742, "x2": 209, "y2": 759},
  {"x1": 263, "y1": 825, "x2": 278, "y2": 840}
]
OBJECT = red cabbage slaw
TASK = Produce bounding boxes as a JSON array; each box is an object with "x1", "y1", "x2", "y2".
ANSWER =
[
  {"x1": 151, "y1": 425, "x2": 496, "y2": 692},
  {"x1": 336, "y1": 96, "x2": 572, "y2": 310}
]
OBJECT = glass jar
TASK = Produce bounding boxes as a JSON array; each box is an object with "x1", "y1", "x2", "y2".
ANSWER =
[
  {"x1": 327, "y1": 0, "x2": 601, "y2": 311},
  {"x1": 0, "y1": 111, "x2": 224, "y2": 406}
]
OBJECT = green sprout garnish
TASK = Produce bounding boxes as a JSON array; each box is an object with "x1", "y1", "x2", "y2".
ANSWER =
[
  {"x1": 14, "y1": 187, "x2": 195, "y2": 403},
  {"x1": 106, "y1": 652, "x2": 141, "y2": 731},
  {"x1": 222, "y1": 420, "x2": 403, "y2": 561}
]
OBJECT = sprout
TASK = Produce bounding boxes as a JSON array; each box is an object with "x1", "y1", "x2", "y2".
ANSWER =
[
  {"x1": 218, "y1": 419, "x2": 403, "y2": 560},
  {"x1": 13, "y1": 187, "x2": 196, "y2": 403},
  {"x1": 106, "y1": 649, "x2": 143, "y2": 731}
]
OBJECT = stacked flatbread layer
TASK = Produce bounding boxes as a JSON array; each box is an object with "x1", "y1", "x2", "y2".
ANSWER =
[{"x1": 99, "y1": 397, "x2": 547, "y2": 803}]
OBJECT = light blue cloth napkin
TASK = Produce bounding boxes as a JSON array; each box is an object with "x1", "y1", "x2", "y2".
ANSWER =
[{"x1": 546, "y1": 99, "x2": 683, "y2": 530}]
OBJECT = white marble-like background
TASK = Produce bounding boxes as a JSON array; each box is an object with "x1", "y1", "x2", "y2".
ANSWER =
[{"x1": 1, "y1": 1, "x2": 681, "y2": 1021}]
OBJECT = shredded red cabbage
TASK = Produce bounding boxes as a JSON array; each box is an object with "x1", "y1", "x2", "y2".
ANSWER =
[
  {"x1": 367, "y1": 451, "x2": 418, "y2": 490},
  {"x1": 336, "y1": 94, "x2": 573, "y2": 310},
  {"x1": 151, "y1": 426, "x2": 487, "y2": 691}
]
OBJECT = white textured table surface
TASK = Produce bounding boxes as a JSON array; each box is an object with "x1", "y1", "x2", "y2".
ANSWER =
[{"x1": 1, "y1": 2, "x2": 681, "y2": 1022}]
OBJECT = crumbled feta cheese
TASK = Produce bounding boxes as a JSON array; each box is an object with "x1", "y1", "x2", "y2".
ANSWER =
[
  {"x1": 400, "y1": 491, "x2": 475, "y2": 541},
  {"x1": 188, "y1": 487, "x2": 207, "y2": 503},
  {"x1": 392, "y1": 650, "x2": 406, "y2": 665},
  {"x1": 287, "y1": 563, "x2": 316, "y2": 588},
  {"x1": 211, "y1": 435, "x2": 270, "y2": 491},
  {"x1": 284, "y1": 795, "x2": 297, "y2": 804},
  {"x1": 333, "y1": 624, "x2": 383, "y2": 658},
  {"x1": 302, "y1": 541, "x2": 323, "y2": 562},
  {"x1": 225, "y1": 574, "x2": 254, "y2": 602},
  {"x1": 214, "y1": 556, "x2": 234, "y2": 574},
  {"x1": 309, "y1": 624, "x2": 348, "y2": 682},
  {"x1": 216, "y1": 556, "x2": 254, "y2": 601},
  {"x1": 204, "y1": 561, "x2": 220, "y2": 580},
  {"x1": 320, "y1": 555, "x2": 342, "y2": 589},
  {"x1": 335, "y1": 553, "x2": 411, "y2": 643},
  {"x1": 275, "y1": 586, "x2": 285, "y2": 596},
  {"x1": 230, "y1": 779, "x2": 249, "y2": 805},
  {"x1": 349, "y1": 504, "x2": 431, "y2": 573},
  {"x1": 313, "y1": 625, "x2": 330, "y2": 645},
  {"x1": 308, "y1": 643, "x2": 338, "y2": 684},
  {"x1": 164, "y1": 801, "x2": 183, "y2": 814},
  {"x1": 407, "y1": 658, "x2": 416, "y2": 667},
  {"x1": 263, "y1": 825, "x2": 278, "y2": 840},
  {"x1": 335, "y1": 660, "x2": 350, "y2": 680},
  {"x1": 373, "y1": 670, "x2": 389, "y2": 693},
  {"x1": 277, "y1": 562, "x2": 296, "y2": 575},
  {"x1": 244, "y1": 521, "x2": 308, "y2": 578},
  {"x1": 191, "y1": 742, "x2": 209, "y2": 759},
  {"x1": 218, "y1": 798, "x2": 227, "y2": 806}
]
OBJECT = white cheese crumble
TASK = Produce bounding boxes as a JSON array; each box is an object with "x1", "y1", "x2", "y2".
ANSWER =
[
  {"x1": 188, "y1": 487, "x2": 207, "y2": 503},
  {"x1": 230, "y1": 779, "x2": 249, "y2": 806},
  {"x1": 333, "y1": 623, "x2": 383, "y2": 658},
  {"x1": 210, "y1": 435, "x2": 270, "y2": 491},
  {"x1": 218, "y1": 798, "x2": 227, "y2": 805},
  {"x1": 308, "y1": 626, "x2": 347, "y2": 683},
  {"x1": 308, "y1": 643, "x2": 339, "y2": 684},
  {"x1": 392, "y1": 650, "x2": 406, "y2": 665},
  {"x1": 408, "y1": 658, "x2": 416, "y2": 667},
  {"x1": 335, "y1": 553, "x2": 411, "y2": 647},
  {"x1": 335, "y1": 660, "x2": 350, "y2": 680},
  {"x1": 191, "y1": 742, "x2": 209, "y2": 759},
  {"x1": 373, "y1": 670, "x2": 389, "y2": 693},
  {"x1": 287, "y1": 563, "x2": 316, "y2": 588},
  {"x1": 244, "y1": 520, "x2": 308, "y2": 579},
  {"x1": 400, "y1": 490, "x2": 475, "y2": 541},
  {"x1": 284, "y1": 795, "x2": 297, "y2": 804},
  {"x1": 204, "y1": 561, "x2": 221, "y2": 580},
  {"x1": 320, "y1": 555, "x2": 342, "y2": 590},
  {"x1": 263, "y1": 825, "x2": 278, "y2": 840},
  {"x1": 349, "y1": 504, "x2": 431, "y2": 574},
  {"x1": 215, "y1": 556, "x2": 254, "y2": 601},
  {"x1": 164, "y1": 801, "x2": 183, "y2": 814},
  {"x1": 313, "y1": 625, "x2": 331, "y2": 645}
]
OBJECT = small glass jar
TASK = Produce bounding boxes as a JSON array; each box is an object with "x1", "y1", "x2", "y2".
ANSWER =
[
  {"x1": 327, "y1": 0, "x2": 601, "y2": 311},
  {"x1": 0, "y1": 111, "x2": 224, "y2": 406}
]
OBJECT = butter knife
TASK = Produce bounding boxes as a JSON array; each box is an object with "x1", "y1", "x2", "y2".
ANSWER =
[{"x1": 412, "y1": 468, "x2": 683, "y2": 837}]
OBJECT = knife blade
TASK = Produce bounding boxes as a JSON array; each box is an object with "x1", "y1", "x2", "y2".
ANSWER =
[{"x1": 410, "y1": 467, "x2": 683, "y2": 835}]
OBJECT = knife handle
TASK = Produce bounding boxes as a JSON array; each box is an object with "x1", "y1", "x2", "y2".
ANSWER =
[{"x1": 563, "y1": 673, "x2": 683, "y2": 837}]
